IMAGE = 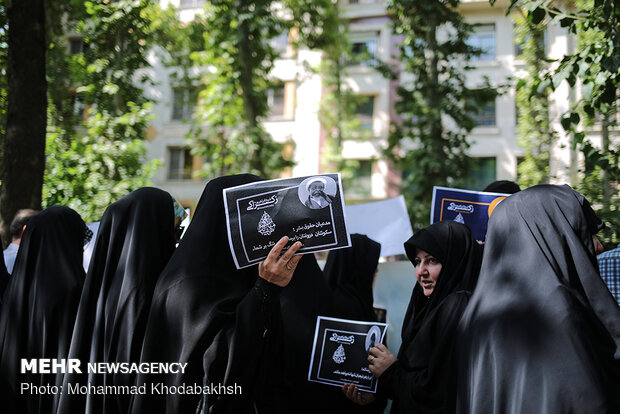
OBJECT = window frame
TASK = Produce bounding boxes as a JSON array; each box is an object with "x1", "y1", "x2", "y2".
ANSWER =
[
  {"x1": 171, "y1": 86, "x2": 197, "y2": 122},
  {"x1": 467, "y1": 23, "x2": 496, "y2": 61},
  {"x1": 167, "y1": 147, "x2": 193, "y2": 181},
  {"x1": 473, "y1": 100, "x2": 497, "y2": 127}
]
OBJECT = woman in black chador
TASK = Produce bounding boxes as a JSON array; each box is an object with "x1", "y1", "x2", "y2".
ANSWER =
[
  {"x1": 0, "y1": 206, "x2": 88, "y2": 414},
  {"x1": 57, "y1": 187, "x2": 178, "y2": 414},
  {"x1": 129, "y1": 175, "x2": 302, "y2": 414},
  {"x1": 456, "y1": 184, "x2": 620, "y2": 413},
  {"x1": 345, "y1": 220, "x2": 483, "y2": 413},
  {"x1": 323, "y1": 233, "x2": 381, "y2": 322}
]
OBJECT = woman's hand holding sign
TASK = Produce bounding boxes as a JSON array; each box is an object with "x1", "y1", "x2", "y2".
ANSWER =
[
  {"x1": 342, "y1": 383, "x2": 376, "y2": 406},
  {"x1": 368, "y1": 343, "x2": 397, "y2": 377},
  {"x1": 259, "y1": 236, "x2": 303, "y2": 287}
]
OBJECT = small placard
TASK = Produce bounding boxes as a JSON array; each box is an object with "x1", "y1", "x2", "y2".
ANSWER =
[
  {"x1": 223, "y1": 174, "x2": 351, "y2": 269},
  {"x1": 308, "y1": 316, "x2": 388, "y2": 393},
  {"x1": 345, "y1": 195, "x2": 413, "y2": 257},
  {"x1": 431, "y1": 186, "x2": 511, "y2": 242}
]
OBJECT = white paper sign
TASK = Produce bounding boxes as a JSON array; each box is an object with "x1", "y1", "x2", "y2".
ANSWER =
[
  {"x1": 308, "y1": 316, "x2": 388, "y2": 393},
  {"x1": 345, "y1": 196, "x2": 413, "y2": 257}
]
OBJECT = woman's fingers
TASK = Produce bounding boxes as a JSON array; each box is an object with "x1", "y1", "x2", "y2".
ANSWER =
[
  {"x1": 265, "y1": 236, "x2": 290, "y2": 263},
  {"x1": 258, "y1": 238, "x2": 303, "y2": 287},
  {"x1": 280, "y1": 240, "x2": 302, "y2": 263}
]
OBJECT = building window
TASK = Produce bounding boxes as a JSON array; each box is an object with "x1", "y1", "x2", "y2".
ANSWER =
[
  {"x1": 267, "y1": 82, "x2": 295, "y2": 120},
  {"x1": 268, "y1": 85, "x2": 286, "y2": 118},
  {"x1": 345, "y1": 159, "x2": 373, "y2": 197},
  {"x1": 180, "y1": 0, "x2": 205, "y2": 8},
  {"x1": 354, "y1": 95, "x2": 375, "y2": 130},
  {"x1": 473, "y1": 101, "x2": 496, "y2": 127},
  {"x1": 172, "y1": 87, "x2": 197, "y2": 121},
  {"x1": 168, "y1": 147, "x2": 193, "y2": 180},
  {"x1": 468, "y1": 24, "x2": 495, "y2": 60},
  {"x1": 69, "y1": 38, "x2": 87, "y2": 55},
  {"x1": 514, "y1": 31, "x2": 546, "y2": 58},
  {"x1": 347, "y1": 35, "x2": 378, "y2": 66},
  {"x1": 466, "y1": 157, "x2": 496, "y2": 190}
]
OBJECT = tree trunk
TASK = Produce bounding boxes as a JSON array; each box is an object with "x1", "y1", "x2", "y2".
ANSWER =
[
  {"x1": 427, "y1": 22, "x2": 443, "y2": 168},
  {"x1": 0, "y1": 0, "x2": 46, "y2": 247},
  {"x1": 237, "y1": 4, "x2": 264, "y2": 174}
]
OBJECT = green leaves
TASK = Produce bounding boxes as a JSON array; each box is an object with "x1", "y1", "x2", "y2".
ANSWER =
[
  {"x1": 385, "y1": 0, "x2": 501, "y2": 228},
  {"x1": 510, "y1": 0, "x2": 620, "y2": 243},
  {"x1": 43, "y1": 0, "x2": 165, "y2": 220},
  {"x1": 44, "y1": 104, "x2": 158, "y2": 222}
]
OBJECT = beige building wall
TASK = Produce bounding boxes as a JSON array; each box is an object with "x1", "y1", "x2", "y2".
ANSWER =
[{"x1": 145, "y1": 0, "x2": 585, "y2": 206}]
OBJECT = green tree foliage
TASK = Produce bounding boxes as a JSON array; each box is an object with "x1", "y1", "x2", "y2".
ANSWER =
[
  {"x1": 498, "y1": 0, "x2": 619, "y2": 244},
  {"x1": 166, "y1": 0, "x2": 339, "y2": 179},
  {"x1": 189, "y1": 0, "x2": 283, "y2": 177},
  {"x1": 44, "y1": 104, "x2": 158, "y2": 222},
  {"x1": 385, "y1": 0, "x2": 499, "y2": 229},
  {"x1": 315, "y1": 3, "x2": 372, "y2": 190},
  {"x1": 513, "y1": 10, "x2": 554, "y2": 187},
  {"x1": 43, "y1": 0, "x2": 165, "y2": 222}
]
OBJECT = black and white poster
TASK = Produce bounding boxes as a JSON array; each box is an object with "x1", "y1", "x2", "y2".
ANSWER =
[
  {"x1": 223, "y1": 174, "x2": 351, "y2": 269},
  {"x1": 308, "y1": 316, "x2": 388, "y2": 393}
]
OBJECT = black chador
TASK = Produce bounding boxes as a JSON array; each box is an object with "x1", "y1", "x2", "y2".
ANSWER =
[
  {"x1": 456, "y1": 185, "x2": 620, "y2": 413},
  {"x1": 0, "y1": 206, "x2": 87, "y2": 414},
  {"x1": 323, "y1": 233, "x2": 381, "y2": 322},
  {"x1": 381, "y1": 221, "x2": 483, "y2": 414},
  {"x1": 58, "y1": 187, "x2": 177, "y2": 414},
  {"x1": 130, "y1": 175, "x2": 286, "y2": 414}
]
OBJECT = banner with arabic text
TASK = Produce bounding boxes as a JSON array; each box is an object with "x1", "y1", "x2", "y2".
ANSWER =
[
  {"x1": 430, "y1": 186, "x2": 510, "y2": 242},
  {"x1": 308, "y1": 316, "x2": 388, "y2": 393},
  {"x1": 223, "y1": 174, "x2": 351, "y2": 269}
]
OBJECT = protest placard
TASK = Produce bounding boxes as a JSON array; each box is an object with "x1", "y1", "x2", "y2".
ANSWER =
[
  {"x1": 345, "y1": 195, "x2": 413, "y2": 257},
  {"x1": 223, "y1": 174, "x2": 351, "y2": 269},
  {"x1": 308, "y1": 316, "x2": 388, "y2": 393},
  {"x1": 431, "y1": 186, "x2": 511, "y2": 242}
]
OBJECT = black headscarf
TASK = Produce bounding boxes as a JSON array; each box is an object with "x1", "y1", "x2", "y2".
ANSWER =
[
  {"x1": 58, "y1": 187, "x2": 176, "y2": 414},
  {"x1": 456, "y1": 184, "x2": 620, "y2": 413},
  {"x1": 130, "y1": 175, "x2": 285, "y2": 414},
  {"x1": 401, "y1": 220, "x2": 482, "y2": 349},
  {"x1": 0, "y1": 205, "x2": 86, "y2": 414},
  {"x1": 482, "y1": 180, "x2": 521, "y2": 194},
  {"x1": 380, "y1": 220, "x2": 483, "y2": 414},
  {"x1": 323, "y1": 234, "x2": 381, "y2": 321}
]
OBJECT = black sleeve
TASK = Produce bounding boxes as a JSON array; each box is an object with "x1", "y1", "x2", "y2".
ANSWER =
[
  {"x1": 378, "y1": 292, "x2": 471, "y2": 413},
  {"x1": 201, "y1": 277, "x2": 285, "y2": 414}
]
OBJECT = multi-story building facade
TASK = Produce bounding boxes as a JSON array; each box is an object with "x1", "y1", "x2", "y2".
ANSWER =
[{"x1": 146, "y1": 0, "x2": 583, "y2": 208}]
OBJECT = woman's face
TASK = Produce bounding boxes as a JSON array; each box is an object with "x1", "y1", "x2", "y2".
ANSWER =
[{"x1": 413, "y1": 247, "x2": 442, "y2": 297}]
